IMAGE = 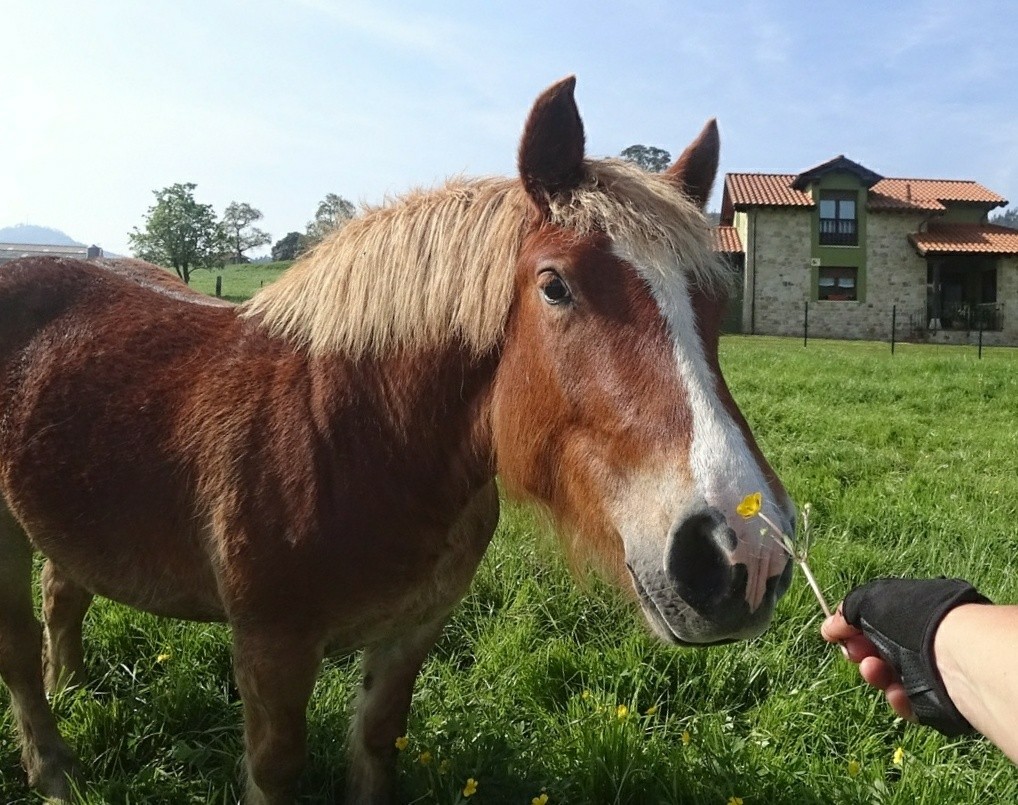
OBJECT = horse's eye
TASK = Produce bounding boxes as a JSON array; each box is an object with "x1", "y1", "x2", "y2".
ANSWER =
[{"x1": 539, "y1": 271, "x2": 572, "y2": 305}]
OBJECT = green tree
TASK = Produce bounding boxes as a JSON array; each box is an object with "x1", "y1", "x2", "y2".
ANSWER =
[
  {"x1": 272, "y1": 231, "x2": 305, "y2": 262},
  {"x1": 990, "y1": 206, "x2": 1018, "y2": 229},
  {"x1": 128, "y1": 183, "x2": 227, "y2": 284},
  {"x1": 305, "y1": 193, "x2": 355, "y2": 246},
  {"x1": 222, "y1": 201, "x2": 271, "y2": 263},
  {"x1": 620, "y1": 144, "x2": 672, "y2": 173}
]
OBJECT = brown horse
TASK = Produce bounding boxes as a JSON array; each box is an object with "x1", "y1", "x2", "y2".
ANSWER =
[{"x1": 0, "y1": 77, "x2": 793, "y2": 803}]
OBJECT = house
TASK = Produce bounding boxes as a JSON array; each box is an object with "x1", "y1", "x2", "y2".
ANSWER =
[
  {"x1": 716, "y1": 155, "x2": 1018, "y2": 345},
  {"x1": 0, "y1": 243, "x2": 102, "y2": 265}
]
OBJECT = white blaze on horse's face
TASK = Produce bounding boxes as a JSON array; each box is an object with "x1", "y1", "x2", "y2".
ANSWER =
[{"x1": 609, "y1": 239, "x2": 795, "y2": 645}]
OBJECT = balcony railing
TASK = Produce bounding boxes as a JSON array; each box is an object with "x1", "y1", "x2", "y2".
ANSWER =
[{"x1": 819, "y1": 218, "x2": 858, "y2": 246}]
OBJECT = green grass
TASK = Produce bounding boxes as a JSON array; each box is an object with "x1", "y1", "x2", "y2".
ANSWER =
[
  {"x1": 3, "y1": 330, "x2": 1018, "y2": 802},
  {"x1": 185, "y1": 261, "x2": 291, "y2": 302}
]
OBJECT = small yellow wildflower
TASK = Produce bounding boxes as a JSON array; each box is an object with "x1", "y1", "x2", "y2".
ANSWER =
[
  {"x1": 616, "y1": 704, "x2": 629, "y2": 719},
  {"x1": 847, "y1": 759, "x2": 861, "y2": 777},
  {"x1": 417, "y1": 751, "x2": 432, "y2": 765},
  {"x1": 463, "y1": 777, "x2": 478, "y2": 797},
  {"x1": 681, "y1": 730, "x2": 691, "y2": 746},
  {"x1": 581, "y1": 690, "x2": 591, "y2": 700},
  {"x1": 532, "y1": 794, "x2": 549, "y2": 805},
  {"x1": 394, "y1": 735, "x2": 409, "y2": 751},
  {"x1": 892, "y1": 746, "x2": 905, "y2": 766},
  {"x1": 736, "y1": 492, "x2": 762, "y2": 518},
  {"x1": 156, "y1": 653, "x2": 171, "y2": 663},
  {"x1": 727, "y1": 797, "x2": 744, "y2": 805},
  {"x1": 644, "y1": 704, "x2": 658, "y2": 715}
]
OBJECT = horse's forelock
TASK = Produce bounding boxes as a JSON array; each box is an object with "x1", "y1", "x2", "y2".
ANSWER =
[{"x1": 240, "y1": 159, "x2": 728, "y2": 358}]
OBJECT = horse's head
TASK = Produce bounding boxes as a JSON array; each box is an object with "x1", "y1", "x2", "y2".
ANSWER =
[{"x1": 492, "y1": 77, "x2": 793, "y2": 645}]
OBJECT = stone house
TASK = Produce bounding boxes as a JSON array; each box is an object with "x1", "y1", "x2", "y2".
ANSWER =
[{"x1": 714, "y1": 155, "x2": 1018, "y2": 345}]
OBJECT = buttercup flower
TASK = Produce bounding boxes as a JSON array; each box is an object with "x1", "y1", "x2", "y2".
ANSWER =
[
  {"x1": 394, "y1": 735, "x2": 409, "y2": 751},
  {"x1": 156, "y1": 653, "x2": 171, "y2": 663},
  {"x1": 532, "y1": 794, "x2": 549, "y2": 805},
  {"x1": 736, "y1": 492, "x2": 762, "y2": 518},
  {"x1": 581, "y1": 690, "x2": 591, "y2": 700},
  {"x1": 727, "y1": 797, "x2": 743, "y2": 805},
  {"x1": 417, "y1": 751, "x2": 432, "y2": 765},
  {"x1": 644, "y1": 704, "x2": 658, "y2": 715},
  {"x1": 616, "y1": 704, "x2": 629, "y2": 719},
  {"x1": 847, "y1": 759, "x2": 861, "y2": 777},
  {"x1": 463, "y1": 777, "x2": 478, "y2": 797},
  {"x1": 681, "y1": 730, "x2": 691, "y2": 746},
  {"x1": 893, "y1": 746, "x2": 905, "y2": 766}
]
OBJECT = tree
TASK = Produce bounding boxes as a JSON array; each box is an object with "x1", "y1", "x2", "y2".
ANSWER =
[
  {"x1": 620, "y1": 144, "x2": 672, "y2": 173},
  {"x1": 305, "y1": 193, "x2": 355, "y2": 246},
  {"x1": 990, "y1": 206, "x2": 1018, "y2": 229},
  {"x1": 272, "y1": 231, "x2": 305, "y2": 262},
  {"x1": 128, "y1": 183, "x2": 228, "y2": 284},
  {"x1": 222, "y1": 201, "x2": 271, "y2": 263}
]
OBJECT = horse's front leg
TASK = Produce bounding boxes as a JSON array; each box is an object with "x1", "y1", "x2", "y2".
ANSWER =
[
  {"x1": 41, "y1": 559, "x2": 94, "y2": 693},
  {"x1": 345, "y1": 619, "x2": 447, "y2": 805},
  {"x1": 233, "y1": 628, "x2": 324, "y2": 805}
]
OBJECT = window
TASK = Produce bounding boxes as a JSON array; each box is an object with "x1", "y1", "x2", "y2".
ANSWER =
[
  {"x1": 818, "y1": 266, "x2": 857, "y2": 301},
  {"x1": 818, "y1": 191, "x2": 858, "y2": 246}
]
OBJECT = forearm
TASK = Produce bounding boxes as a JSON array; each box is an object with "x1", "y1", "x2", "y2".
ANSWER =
[{"x1": 935, "y1": 603, "x2": 1018, "y2": 761}]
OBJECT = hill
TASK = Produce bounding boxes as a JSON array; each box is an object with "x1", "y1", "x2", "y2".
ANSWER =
[{"x1": 0, "y1": 224, "x2": 82, "y2": 245}]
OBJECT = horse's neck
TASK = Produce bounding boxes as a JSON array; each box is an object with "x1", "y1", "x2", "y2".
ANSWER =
[{"x1": 310, "y1": 344, "x2": 501, "y2": 510}]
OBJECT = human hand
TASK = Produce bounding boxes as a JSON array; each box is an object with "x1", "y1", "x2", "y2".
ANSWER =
[{"x1": 820, "y1": 578, "x2": 990, "y2": 736}]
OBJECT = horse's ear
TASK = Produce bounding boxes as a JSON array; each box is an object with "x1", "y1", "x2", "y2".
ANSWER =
[
  {"x1": 518, "y1": 76, "x2": 586, "y2": 214},
  {"x1": 665, "y1": 119, "x2": 719, "y2": 209}
]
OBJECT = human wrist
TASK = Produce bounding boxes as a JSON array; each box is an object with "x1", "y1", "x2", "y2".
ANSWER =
[{"x1": 931, "y1": 603, "x2": 985, "y2": 730}]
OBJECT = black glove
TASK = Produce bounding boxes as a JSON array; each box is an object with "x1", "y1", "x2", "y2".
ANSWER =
[{"x1": 842, "y1": 577, "x2": 991, "y2": 737}]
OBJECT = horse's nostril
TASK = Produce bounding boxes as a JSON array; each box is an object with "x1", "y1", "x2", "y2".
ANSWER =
[{"x1": 666, "y1": 509, "x2": 734, "y2": 613}]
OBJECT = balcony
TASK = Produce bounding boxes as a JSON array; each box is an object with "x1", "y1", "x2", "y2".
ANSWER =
[{"x1": 819, "y1": 218, "x2": 858, "y2": 246}]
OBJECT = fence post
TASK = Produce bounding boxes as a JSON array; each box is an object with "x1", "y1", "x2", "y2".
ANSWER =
[
  {"x1": 891, "y1": 305, "x2": 896, "y2": 355},
  {"x1": 803, "y1": 301, "x2": 809, "y2": 347},
  {"x1": 215, "y1": 275, "x2": 222, "y2": 298}
]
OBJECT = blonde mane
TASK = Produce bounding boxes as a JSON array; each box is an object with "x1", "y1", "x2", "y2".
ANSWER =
[{"x1": 241, "y1": 159, "x2": 727, "y2": 357}]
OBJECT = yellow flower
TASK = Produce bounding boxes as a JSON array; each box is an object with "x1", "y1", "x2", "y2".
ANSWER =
[
  {"x1": 847, "y1": 759, "x2": 861, "y2": 777},
  {"x1": 736, "y1": 492, "x2": 762, "y2": 518},
  {"x1": 616, "y1": 704, "x2": 629, "y2": 719},
  {"x1": 581, "y1": 690, "x2": 591, "y2": 700},
  {"x1": 532, "y1": 794, "x2": 549, "y2": 805},
  {"x1": 644, "y1": 705, "x2": 658, "y2": 715},
  {"x1": 417, "y1": 751, "x2": 432, "y2": 765},
  {"x1": 727, "y1": 797, "x2": 743, "y2": 805},
  {"x1": 892, "y1": 746, "x2": 905, "y2": 766},
  {"x1": 463, "y1": 777, "x2": 478, "y2": 797},
  {"x1": 156, "y1": 653, "x2": 171, "y2": 663},
  {"x1": 394, "y1": 735, "x2": 409, "y2": 751},
  {"x1": 681, "y1": 730, "x2": 691, "y2": 746}
]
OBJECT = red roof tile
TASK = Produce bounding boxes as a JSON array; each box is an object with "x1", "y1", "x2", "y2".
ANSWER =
[
  {"x1": 870, "y1": 178, "x2": 1006, "y2": 211},
  {"x1": 712, "y1": 226, "x2": 742, "y2": 253},
  {"x1": 909, "y1": 224, "x2": 1018, "y2": 256},
  {"x1": 724, "y1": 174, "x2": 813, "y2": 208}
]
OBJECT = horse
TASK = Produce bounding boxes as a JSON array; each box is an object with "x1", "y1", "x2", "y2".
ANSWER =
[{"x1": 0, "y1": 77, "x2": 794, "y2": 803}]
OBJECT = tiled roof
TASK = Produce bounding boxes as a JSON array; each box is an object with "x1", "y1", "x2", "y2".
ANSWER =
[
  {"x1": 870, "y1": 178, "x2": 1006, "y2": 212},
  {"x1": 909, "y1": 224, "x2": 1018, "y2": 256},
  {"x1": 712, "y1": 226, "x2": 742, "y2": 254},
  {"x1": 724, "y1": 173, "x2": 813, "y2": 208}
]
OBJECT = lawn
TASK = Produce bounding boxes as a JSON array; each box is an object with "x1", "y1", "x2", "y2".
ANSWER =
[
  {"x1": 185, "y1": 261, "x2": 292, "y2": 303},
  {"x1": 2, "y1": 320, "x2": 1017, "y2": 802}
]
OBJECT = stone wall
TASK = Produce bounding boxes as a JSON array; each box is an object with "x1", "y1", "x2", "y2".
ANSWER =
[{"x1": 744, "y1": 208, "x2": 812, "y2": 335}]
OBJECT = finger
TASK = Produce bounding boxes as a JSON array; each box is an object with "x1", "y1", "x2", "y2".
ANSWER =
[
  {"x1": 884, "y1": 683, "x2": 916, "y2": 722},
  {"x1": 821, "y1": 610, "x2": 863, "y2": 643},
  {"x1": 859, "y1": 655, "x2": 900, "y2": 690},
  {"x1": 841, "y1": 634, "x2": 881, "y2": 664}
]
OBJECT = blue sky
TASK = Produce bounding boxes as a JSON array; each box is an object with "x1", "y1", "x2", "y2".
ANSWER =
[{"x1": 3, "y1": 0, "x2": 1017, "y2": 256}]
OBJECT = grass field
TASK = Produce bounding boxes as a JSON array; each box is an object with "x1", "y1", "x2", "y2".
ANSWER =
[
  {"x1": 2, "y1": 287, "x2": 1018, "y2": 802},
  {"x1": 185, "y1": 261, "x2": 292, "y2": 302}
]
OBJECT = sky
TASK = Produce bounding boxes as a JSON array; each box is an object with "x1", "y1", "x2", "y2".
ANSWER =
[{"x1": 4, "y1": 0, "x2": 1017, "y2": 257}]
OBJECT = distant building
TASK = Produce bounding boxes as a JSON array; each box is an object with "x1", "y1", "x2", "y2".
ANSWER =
[
  {"x1": 0, "y1": 243, "x2": 103, "y2": 265},
  {"x1": 714, "y1": 155, "x2": 1018, "y2": 346}
]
